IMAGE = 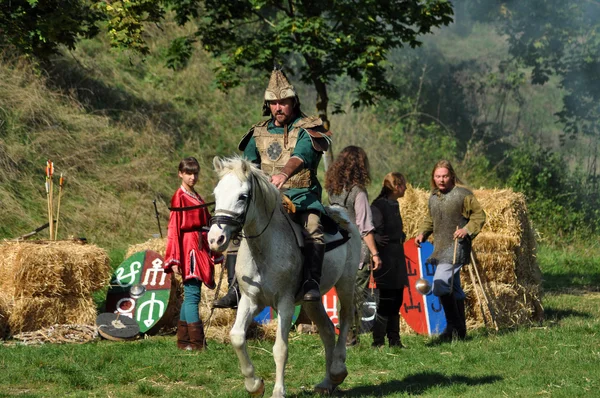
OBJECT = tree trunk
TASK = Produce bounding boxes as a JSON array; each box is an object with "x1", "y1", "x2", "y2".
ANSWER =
[{"x1": 313, "y1": 76, "x2": 333, "y2": 170}]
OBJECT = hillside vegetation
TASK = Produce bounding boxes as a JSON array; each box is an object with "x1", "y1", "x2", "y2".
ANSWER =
[
  {"x1": 0, "y1": 23, "x2": 253, "y2": 250},
  {"x1": 0, "y1": 17, "x2": 598, "y2": 254}
]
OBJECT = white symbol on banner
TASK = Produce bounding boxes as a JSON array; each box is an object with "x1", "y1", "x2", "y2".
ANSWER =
[
  {"x1": 115, "y1": 298, "x2": 135, "y2": 319},
  {"x1": 322, "y1": 293, "x2": 339, "y2": 326},
  {"x1": 137, "y1": 292, "x2": 165, "y2": 328},
  {"x1": 114, "y1": 261, "x2": 143, "y2": 287},
  {"x1": 361, "y1": 301, "x2": 377, "y2": 322},
  {"x1": 142, "y1": 258, "x2": 167, "y2": 287}
]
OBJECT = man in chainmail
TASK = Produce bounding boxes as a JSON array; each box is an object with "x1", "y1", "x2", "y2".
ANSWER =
[
  {"x1": 238, "y1": 67, "x2": 332, "y2": 301},
  {"x1": 415, "y1": 160, "x2": 486, "y2": 341}
]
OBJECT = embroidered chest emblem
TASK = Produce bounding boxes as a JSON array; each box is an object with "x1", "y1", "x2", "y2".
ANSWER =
[{"x1": 267, "y1": 141, "x2": 283, "y2": 161}]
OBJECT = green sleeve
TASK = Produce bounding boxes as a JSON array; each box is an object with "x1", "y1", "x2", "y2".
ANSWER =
[
  {"x1": 418, "y1": 207, "x2": 434, "y2": 240},
  {"x1": 243, "y1": 136, "x2": 260, "y2": 165},
  {"x1": 291, "y1": 129, "x2": 320, "y2": 168},
  {"x1": 463, "y1": 194, "x2": 486, "y2": 237}
]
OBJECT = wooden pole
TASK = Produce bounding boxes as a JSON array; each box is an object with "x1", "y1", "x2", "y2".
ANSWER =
[
  {"x1": 449, "y1": 226, "x2": 458, "y2": 293},
  {"x1": 45, "y1": 178, "x2": 51, "y2": 239},
  {"x1": 470, "y1": 251, "x2": 499, "y2": 331},
  {"x1": 47, "y1": 160, "x2": 54, "y2": 240},
  {"x1": 467, "y1": 265, "x2": 489, "y2": 328},
  {"x1": 54, "y1": 174, "x2": 64, "y2": 240}
]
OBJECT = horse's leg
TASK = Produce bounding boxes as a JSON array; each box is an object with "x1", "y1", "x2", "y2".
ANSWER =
[
  {"x1": 231, "y1": 294, "x2": 265, "y2": 397},
  {"x1": 330, "y1": 276, "x2": 355, "y2": 386},
  {"x1": 302, "y1": 300, "x2": 337, "y2": 394},
  {"x1": 271, "y1": 297, "x2": 295, "y2": 398}
]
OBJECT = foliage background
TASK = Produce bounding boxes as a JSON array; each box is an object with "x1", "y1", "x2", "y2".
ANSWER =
[{"x1": 1, "y1": 0, "x2": 599, "y2": 251}]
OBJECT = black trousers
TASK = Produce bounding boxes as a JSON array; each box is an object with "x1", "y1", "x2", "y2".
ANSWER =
[{"x1": 377, "y1": 287, "x2": 404, "y2": 317}]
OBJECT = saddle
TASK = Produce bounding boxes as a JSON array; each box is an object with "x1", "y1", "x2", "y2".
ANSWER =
[{"x1": 281, "y1": 195, "x2": 350, "y2": 252}]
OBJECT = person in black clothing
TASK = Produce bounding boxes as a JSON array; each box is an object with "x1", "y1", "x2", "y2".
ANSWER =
[{"x1": 370, "y1": 172, "x2": 409, "y2": 348}]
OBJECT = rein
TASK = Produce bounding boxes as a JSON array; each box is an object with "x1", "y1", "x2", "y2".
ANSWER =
[{"x1": 210, "y1": 174, "x2": 278, "y2": 240}]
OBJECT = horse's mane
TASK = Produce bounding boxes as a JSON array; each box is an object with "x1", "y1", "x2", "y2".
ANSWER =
[{"x1": 216, "y1": 156, "x2": 280, "y2": 209}]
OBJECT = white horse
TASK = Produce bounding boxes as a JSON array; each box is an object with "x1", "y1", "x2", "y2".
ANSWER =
[{"x1": 208, "y1": 156, "x2": 360, "y2": 398}]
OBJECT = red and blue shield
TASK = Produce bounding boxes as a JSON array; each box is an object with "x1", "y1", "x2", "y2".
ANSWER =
[
  {"x1": 254, "y1": 305, "x2": 302, "y2": 324},
  {"x1": 401, "y1": 239, "x2": 446, "y2": 335},
  {"x1": 105, "y1": 250, "x2": 172, "y2": 334}
]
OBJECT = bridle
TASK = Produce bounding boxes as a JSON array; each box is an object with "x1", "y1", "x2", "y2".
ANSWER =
[{"x1": 209, "y1": 174, "x2": 277, "y2": 240}]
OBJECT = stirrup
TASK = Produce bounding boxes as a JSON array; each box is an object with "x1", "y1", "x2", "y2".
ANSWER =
[
  {"x1": 302, "y1": 280, "x2": 321, "y2": 302},
  {"x1": 213, "y1": 286, "x2": 239, "y2": 309}
]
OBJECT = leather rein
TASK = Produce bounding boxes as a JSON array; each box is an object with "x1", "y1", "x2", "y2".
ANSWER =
[{"x1": 209, "y1": 174, "x2": 277, "y2": 240}]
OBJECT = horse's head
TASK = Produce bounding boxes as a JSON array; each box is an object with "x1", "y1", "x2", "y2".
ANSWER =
[{"x1": 208, "y1": 156, "x2": 253, "y2": 252}]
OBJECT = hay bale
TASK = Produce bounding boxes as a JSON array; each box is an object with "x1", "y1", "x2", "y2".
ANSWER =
[
  {"x1": 0, "y1": 240, "x2": 110, "y2": 297},
  {"x1": 9, "y1": 296, "x2": 97, "y2": 333},
  {"x1": 125, "y1": 238, "x2": 167, "y2": 258},
  {"x1": 152, "y1": 257, "x2": 235, "y2": 336},
  {"x1": 399, "y1": 185, "x2": 543, "y2": 331}
]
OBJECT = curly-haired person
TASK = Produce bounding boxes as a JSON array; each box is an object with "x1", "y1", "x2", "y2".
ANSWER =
[{"x1": 325, "y1": 146, "x2": 381, "y2": 346}]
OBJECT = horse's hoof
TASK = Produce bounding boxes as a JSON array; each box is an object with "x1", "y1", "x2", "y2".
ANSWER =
[
  {"x1": 314, "y1": 383, "x2": 337, "y2": 395},
  {"x1": 330, "y1": 369, "x2": 348, "y2": 386},
  {"x1": 248, "y1": 379, "x2": 265, "y2": 397},
  {"x1": 314, "y1": 385, "x2": 332, "y2": 395}
]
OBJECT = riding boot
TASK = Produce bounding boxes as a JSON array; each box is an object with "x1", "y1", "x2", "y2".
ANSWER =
[
  {"x1": 387, "y1": 314, "x2": 403, "y2": 348},
  {"x1": 439, "y1": 294, "x2": 458, "y2": 342},
  {"x1": 371, "y1": 315, "x2": 387, "y2": 347},
  {"x1": 213, "y1": 254, "x2": 239, "y2": 309},
  {"x1": 455, "y1": 299, "x2": 467, "y2": 340},
  {"x1": 176, "y1": 320, "x2": 192, "y2": 350},
  {"x1": 188, "y1": 320, "x2": 207, "y2": 350},
  {"x1": 302, "y1": 242, "x2": 325, "y2": 302}
]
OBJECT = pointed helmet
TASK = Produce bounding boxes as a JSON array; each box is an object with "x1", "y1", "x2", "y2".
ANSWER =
[{"x1": 264, "y1": 68, "x2": 297, "y2": 101}]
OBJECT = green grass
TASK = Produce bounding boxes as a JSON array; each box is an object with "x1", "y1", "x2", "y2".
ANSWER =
[
  {"x1": 537, "y1": 243, "x2": 600, "y2": 292},
  {"x1": 1, "y1": 244, "x2": 599, "y2": 397},
  {"x1": 0, "y1": 293, "x2": 598, "y2": 397}
]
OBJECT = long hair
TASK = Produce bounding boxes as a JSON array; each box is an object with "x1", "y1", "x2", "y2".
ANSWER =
[
  {"x1": 179, "y1": 157, "x2": 200, "y2": 174},
  {"x1": 429, "y1": 160, "x2": 463, "y2": 190},
  {"x1": 374, "y1": 172, "x2": 406, "y2": 201},
  {"x1": 325, "y1": 146, "x2": 371, "y2": 195}
]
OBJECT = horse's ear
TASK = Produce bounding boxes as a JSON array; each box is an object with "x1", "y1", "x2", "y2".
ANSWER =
[{"x1": 213, "y1": 156, "x2": 223, "y2": 172}]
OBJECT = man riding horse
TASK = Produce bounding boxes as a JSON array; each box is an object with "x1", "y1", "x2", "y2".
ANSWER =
[{"x1": 238, "y1": 67, "x2": 332, "y2": 302}]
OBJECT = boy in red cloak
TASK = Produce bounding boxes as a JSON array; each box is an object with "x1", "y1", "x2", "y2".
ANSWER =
[{"x1": 164, "y1": 157, "x2": 223, "y2": 350}]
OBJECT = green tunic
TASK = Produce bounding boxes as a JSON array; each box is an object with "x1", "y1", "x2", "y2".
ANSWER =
[{"x1": 243, "y1": 117, "x2": 326, "y2": 214}]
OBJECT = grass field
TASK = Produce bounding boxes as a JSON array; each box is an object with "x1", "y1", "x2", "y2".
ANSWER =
[{"x1": 1, "y1": 243, "x2": 599, "y2": 397}]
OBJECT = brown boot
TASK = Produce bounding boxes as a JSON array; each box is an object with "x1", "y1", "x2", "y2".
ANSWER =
[
  {"x1": 188, "y1": 321, "x2": 207, "y2": 350},
  {"x1": 176, "y1": 320, "x2": 192, "y2": 350}
]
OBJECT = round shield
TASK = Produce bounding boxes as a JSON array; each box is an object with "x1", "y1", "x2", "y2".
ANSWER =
[
  {"x1": 105, "y1": 250, "x2": 172, "y2": 334},
  {"x1": 96, "y1": 312, "x2": 140, "y2": 341},
  {"x1": 400, "y1": 239, "x2": 446, "y2": 335}
]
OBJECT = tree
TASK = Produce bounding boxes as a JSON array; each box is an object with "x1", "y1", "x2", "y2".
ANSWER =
[
  {"x1": 180, "y1": 0, "x2": 454, "y2": 167},
  {"x1": 0, "y1": 0, "x2": 102, "y2": 60},
  {"x1": 466, "y1": 0, "x2": 600, "y2": 142}
]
